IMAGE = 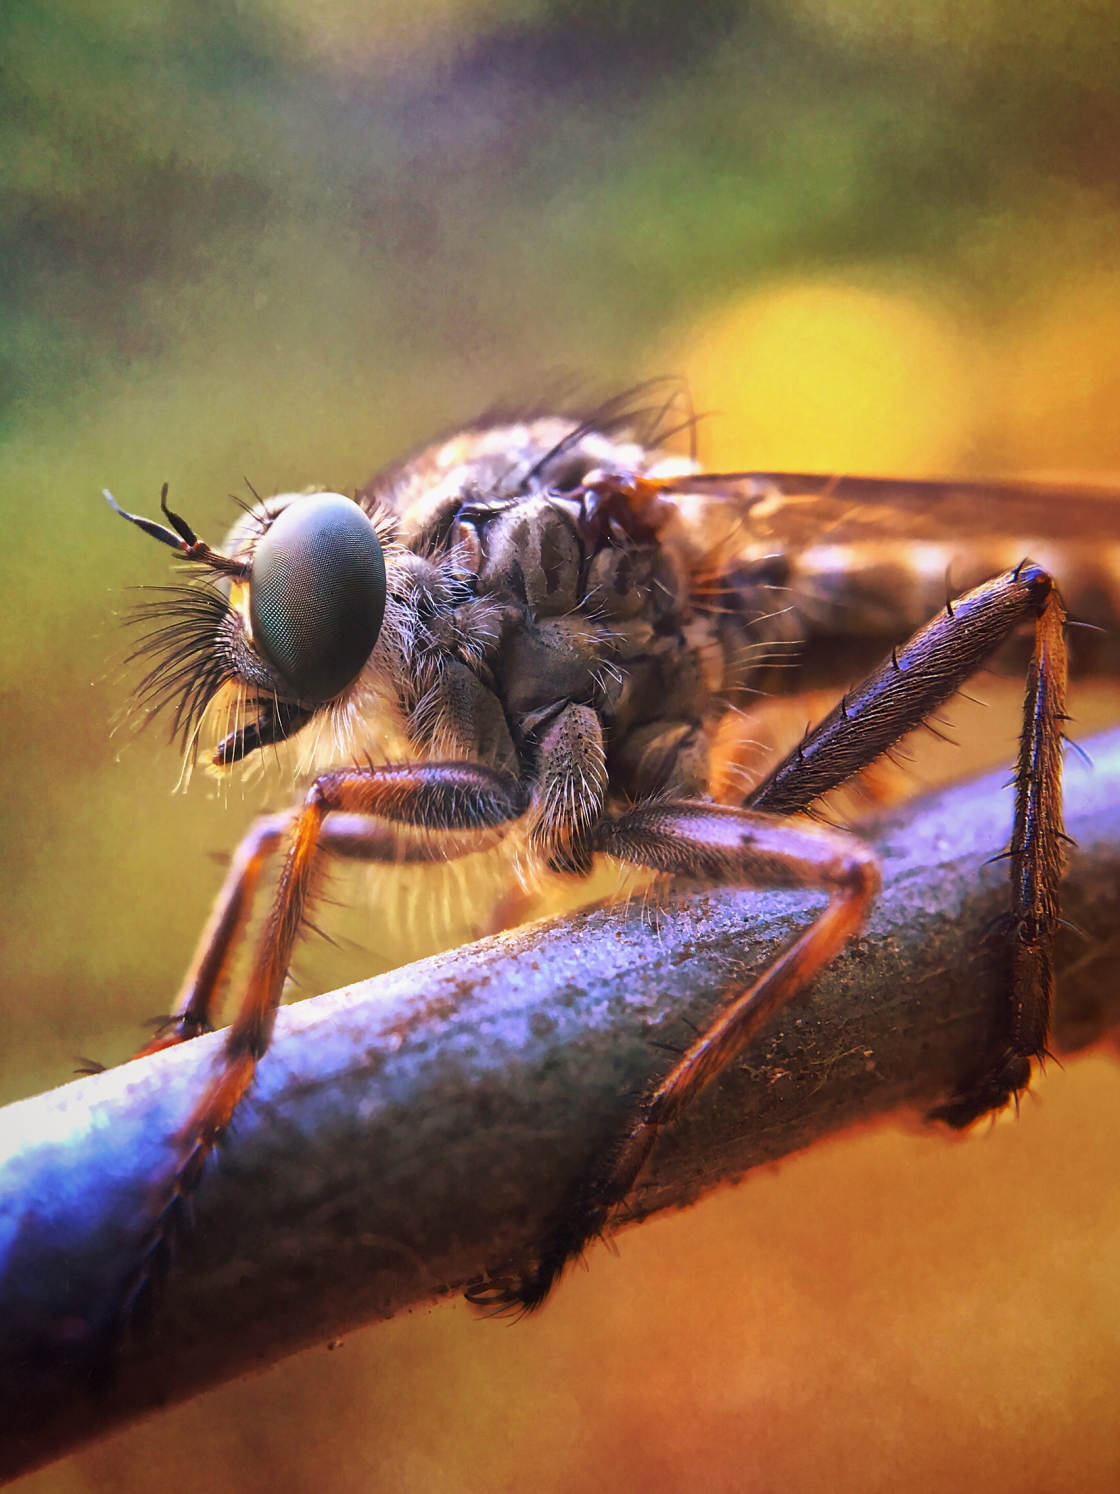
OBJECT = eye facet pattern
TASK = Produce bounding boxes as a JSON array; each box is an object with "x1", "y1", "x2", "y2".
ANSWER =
[{"x1": 248, "y1": 493, "x2": 386, "y2": 704}]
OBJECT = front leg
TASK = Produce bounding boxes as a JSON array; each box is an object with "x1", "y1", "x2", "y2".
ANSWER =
[
  {"x1": 177, "y1": 762, "x2": 528, "y2": 1183},
  {"x1": 134, "y1": 799, "x2": 517, "y2": 1059},
  {"x1": 131, "y1": 810, "x2": 293, "y2": 1057},
  {"x1": 116, "y1": 761, "x2": 526, "y2": 1323}
]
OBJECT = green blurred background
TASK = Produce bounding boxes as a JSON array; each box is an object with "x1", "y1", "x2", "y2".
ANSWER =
[{"x1": 4, "y1": 2, "x2": 1120, "y2": 1489}]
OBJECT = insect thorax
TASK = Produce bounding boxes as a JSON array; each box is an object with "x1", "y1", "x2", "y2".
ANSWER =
[{"x1": 362, "y1": 418, "x2": 776, "y2": 807}]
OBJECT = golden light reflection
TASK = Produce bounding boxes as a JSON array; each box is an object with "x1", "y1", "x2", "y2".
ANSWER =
[{"x1": 673, "y1": 280, "x2": 980, "y2": 474}]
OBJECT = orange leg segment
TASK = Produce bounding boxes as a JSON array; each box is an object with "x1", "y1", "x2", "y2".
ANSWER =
[
  {"x1": 470, "y1": 805, "x2": 879, "y2": 1308},
  {"x1": 114, "y1": 761, "x2": 529, "y2": 1323}
]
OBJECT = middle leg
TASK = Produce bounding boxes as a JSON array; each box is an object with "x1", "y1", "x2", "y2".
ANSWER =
[
  {"x1": 474, "y1": 564, "x2": 1069, "y2": 1307},
  {"x1": 470, "y1": 803, "x2": 878, "y2": 1308}
]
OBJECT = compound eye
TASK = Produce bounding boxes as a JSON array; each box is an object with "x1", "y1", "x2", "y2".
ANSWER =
[{"x1": 249, "y1": 493, "x2": 386, "y2": 704}]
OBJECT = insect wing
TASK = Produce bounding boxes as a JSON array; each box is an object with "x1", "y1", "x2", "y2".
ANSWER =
[
  {"x1": 660, "y1": 469, "x2": 1120, "y2": 636},
  {"x1": 669, "y1": 469, "x2": 1120, "y2": 546}
]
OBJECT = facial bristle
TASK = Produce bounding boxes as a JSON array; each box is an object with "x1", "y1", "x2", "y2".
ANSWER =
[{"x1": 124, "y1": 583, "x2": 233, "y2": 749}]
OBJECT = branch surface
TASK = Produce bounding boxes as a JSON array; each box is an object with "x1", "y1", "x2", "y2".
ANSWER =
[{"x1": 2, "y1": 729, "x2": 1120, "y2": 1479}]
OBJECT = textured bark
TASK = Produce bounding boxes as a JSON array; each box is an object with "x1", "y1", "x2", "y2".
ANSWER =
[{"x1": 2, "y1": 729, "x2": 1119, "y2": 1479}]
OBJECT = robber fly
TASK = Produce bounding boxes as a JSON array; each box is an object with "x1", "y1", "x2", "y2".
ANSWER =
[{"x1": 106, "y1": 387, "x2": 1120, "y2": 1310}]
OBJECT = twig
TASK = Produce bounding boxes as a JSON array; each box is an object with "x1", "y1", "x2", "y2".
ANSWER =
[{"x1": 2, "y1": 730, "x2": 1119, "y2": 1479}]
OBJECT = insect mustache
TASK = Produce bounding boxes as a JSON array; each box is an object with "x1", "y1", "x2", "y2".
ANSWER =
[{"x1": 123, "y1": 585, "x2": 232, "y2": 747}]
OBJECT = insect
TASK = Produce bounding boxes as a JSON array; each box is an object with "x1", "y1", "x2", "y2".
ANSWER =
[{"x1": 106, "y1": 388, "x2": 1120, "y2": 1312}]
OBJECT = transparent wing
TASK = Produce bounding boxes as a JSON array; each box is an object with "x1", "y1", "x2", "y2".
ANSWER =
[
  {"x1": 669, "y1": 470, "x2": 1120, "y2": 549},
  {"x1": 652, "y1": 470, "x2": 1120, "y2": 640}
]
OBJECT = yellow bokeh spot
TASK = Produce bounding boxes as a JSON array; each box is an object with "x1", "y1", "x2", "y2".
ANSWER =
[
  {"x1": 994, "y1": 272, "x2": 1120, "y2": 474},
  {"x1": 670, "y1": 280, "x2": 981, "y2": 475}
]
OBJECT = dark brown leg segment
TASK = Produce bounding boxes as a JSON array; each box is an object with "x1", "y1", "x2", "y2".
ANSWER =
[
  {"x1": 745, "y1": 563, "x2": 1069, "y2": 1128},
  {"x1": 930, "y1": 583, "x2": 1068, "y2": 1125}
]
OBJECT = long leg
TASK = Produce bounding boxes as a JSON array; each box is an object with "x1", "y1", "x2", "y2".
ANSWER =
[
  {"x1": 133, "y1": 807, "x2": 511, "y2": 1059},
  {"x1": 470, "y1": 805, "x2": 879, "y2": 1308},
  {"x1": 132, "y1": 811, "x2": 292, "y2": 1057},
  {"x1": 174, "y1": 763, "x2": 526, "y2": 1174},
  {"x1": 107, "y1": 763, "x2": 527, "y2": 1329},
  {"x1": 746, "y1": 563, "x2": 1068, "y2": 1126},
  {"x1": 476, "y1": 564, "x2": 1067, "y2": 1308}
]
